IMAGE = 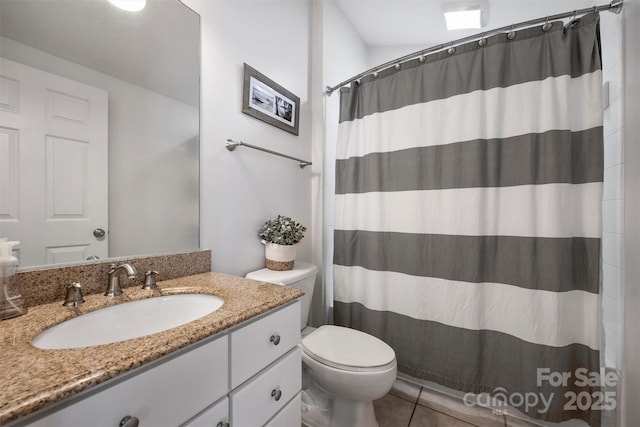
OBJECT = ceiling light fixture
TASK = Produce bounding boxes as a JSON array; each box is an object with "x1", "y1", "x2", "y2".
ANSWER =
[
  {"x1": 108, "y1": 0, "x2": 146, "y2": 12},
  {"x1": 442, "y1": 1, "x2": 489, "y2": 31}
]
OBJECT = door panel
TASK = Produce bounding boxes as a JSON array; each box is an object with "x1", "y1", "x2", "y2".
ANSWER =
[
  {"x1": 0, "y1": 126, "x2": 19, "y2": 220},
  {"x1": 0, "y1": 58, "x2": 108, "y2": 266}
]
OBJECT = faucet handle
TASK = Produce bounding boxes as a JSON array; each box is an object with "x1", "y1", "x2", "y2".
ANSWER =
[
  {"x1": 142, "y1": 270, "x2": 159, "y2": 290},
  {"x1": 62, "y1": 282, "x2": 85, "y2": 307}
]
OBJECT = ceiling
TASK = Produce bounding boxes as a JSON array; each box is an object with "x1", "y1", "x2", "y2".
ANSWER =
[
  {"x1": 334, "y1": 0, "x2": 603, "y2": 46},
  {"x1": 0, "y1": 0, "x2": 611, "y2": 103},
  {"x1": 0, "y1": 0, "x2": 199, "y2": 106}
]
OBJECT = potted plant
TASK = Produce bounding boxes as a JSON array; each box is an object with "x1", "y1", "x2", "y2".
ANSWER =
[{"x1": 258, "y1": 215, "x2": 306, "y2": 271}]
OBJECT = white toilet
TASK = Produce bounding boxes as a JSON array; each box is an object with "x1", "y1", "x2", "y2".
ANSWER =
[{"x1": 246, "y1": 261, "x2": 397, "y2": 427}]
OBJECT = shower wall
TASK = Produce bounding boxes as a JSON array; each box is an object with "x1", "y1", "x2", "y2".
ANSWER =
[
  {"x1": 621, "y1": 2, "x2": 640, "y2": 425},
  {"x1": 600, "y1": 11, "x2": 625, "y2": 371}
]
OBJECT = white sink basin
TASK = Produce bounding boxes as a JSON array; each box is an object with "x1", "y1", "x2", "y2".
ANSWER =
[{"x1": 32, "y1": 294, "x2": 224, "y2": 350}]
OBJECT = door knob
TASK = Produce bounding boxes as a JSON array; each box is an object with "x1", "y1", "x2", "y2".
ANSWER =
[{"x1": 93, "y1": 228, "x2": 106, "y2": 238}]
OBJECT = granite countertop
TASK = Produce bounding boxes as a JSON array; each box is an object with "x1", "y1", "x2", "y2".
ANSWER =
[{"x1": 0, "y1": 272, "x2": 303, "y2": 425}]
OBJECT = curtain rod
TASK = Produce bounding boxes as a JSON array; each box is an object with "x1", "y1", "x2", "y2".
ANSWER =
[
  {"x1": 325, "y1": 0, "x2": 623, "y2": 95},
  {"x1": 225, "y1": 139, "x2": 312, "y2": 168}
]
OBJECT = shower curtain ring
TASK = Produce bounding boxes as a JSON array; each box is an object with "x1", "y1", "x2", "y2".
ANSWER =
[
  {"x1": 447, "y1": 45, "x2": 456, "y2": 55},
  {"x1": 507, "y1": 26, "x2": 516, "y2": 40},
  {"x1": 372, "y1": 71, "x2": 379, "y2": 78},
  {"x1": 419, "y1": 55, "x2": 426, "y2": 63},
  {"x1": 478, "y1": 35, "x2": 487, "y2": 47},
  {"x1": 394, "y1": 63, "x2": 401, "y2": 70},
  {"x1": 564, "y1": 10, "x2": 578, "y2": 31},
  {"x1": 542, "y1": 17, "x2": 552, "y2": 32}
]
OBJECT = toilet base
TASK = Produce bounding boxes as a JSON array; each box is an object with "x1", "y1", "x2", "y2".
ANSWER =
[
  {"x1": 331, "y1": 399, "x2": 377, "y2": 427},
  {"x1": 301, "y1": 390, "x2": 331, "y2": 427},
  {"x1": 301, "y1": 392, "x2": 379, "y2": 427},
  {"x1": 301, "y1": 374, "x2": 379, "y2": 427}
]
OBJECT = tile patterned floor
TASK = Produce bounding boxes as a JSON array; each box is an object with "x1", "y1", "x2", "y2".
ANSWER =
[
  {"x1": 373, "y1": 378, "x2": 534, "y2": 427},
  {"x1": 306, "y1": 377, "x2": 615, "y2": 426}
]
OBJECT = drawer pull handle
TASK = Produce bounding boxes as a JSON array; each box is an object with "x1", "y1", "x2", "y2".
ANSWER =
[
  {"x1": 270, "y1": 334, "x2": 281, "y2": 345},
  {"x1": 216, "y1": 422, "x2": 230, "y2": 427},
  {"x1": 119, "y1": 416, "x2": 139, "y2": 427},
  {"x1": 271, "y1": 387, "x2": 282, "y2": 401}
]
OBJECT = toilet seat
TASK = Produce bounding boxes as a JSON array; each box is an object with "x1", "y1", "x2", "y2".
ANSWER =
[{"x1": 301, "y1": 325, "x2": 396, "y2": 373}]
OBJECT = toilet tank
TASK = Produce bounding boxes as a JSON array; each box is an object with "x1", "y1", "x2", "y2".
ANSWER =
[{"x1": 245, "y1": 262, "x2": 318, "y2": 329}]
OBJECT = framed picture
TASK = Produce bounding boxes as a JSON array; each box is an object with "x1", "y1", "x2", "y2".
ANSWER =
[{"x1": 242, "y1": 63, "x2": 300, "y2": 136}]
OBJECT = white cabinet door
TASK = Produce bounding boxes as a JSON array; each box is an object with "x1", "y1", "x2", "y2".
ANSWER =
[
  {"x1": 265, "y1": 392, "x2": 301, "y2": 427},
  {"x1": 230, "y1": 348, "x2": 302, "y2": 427},
  {"x1": 181, "y1": 396, "x2": 228, "y2": 427},
  {"x1": 26, "y1": 336, "x2": 228, "y2": 427},
  {"x1": 0, "y1": 58, "x2": 108, "y2": 266},
  {"x1": 230, "y1": 301, "x2": 300, "y2": 388}
]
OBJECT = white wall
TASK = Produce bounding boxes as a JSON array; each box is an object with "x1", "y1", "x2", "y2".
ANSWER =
[
  {"x1": 0, "y1": 37, "x2": 199, "y2": 260},
  {"x1": 322, "y1": 0, "x2": 368, "y2": 317},
  {"x1": 184, "y1": 0, "x2": 313, "y2": 276},
  {"x1": 310, "y1": 0, "x2": 326, "y2": 326},
  {"x1": 107, "y1": 82, "x2": 199, "y2": 257},
  {"x1": 366, "y1": 44, "x2": 425, "y2": 69}
]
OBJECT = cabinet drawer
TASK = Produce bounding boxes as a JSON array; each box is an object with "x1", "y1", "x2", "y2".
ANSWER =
[
  {"x1": 26, "y1": 335, "x2": 228, "y2": 427},
  {"x1": 230, "y1": 348, "x2": 301, "y2": 427},
  {"x1": 181, "y1": 397, "x2": 228, "y2": 427},
  {"x1": 230, "y1": 301, "x2": 300, "y2": 388},
  {"x1": 265, "y1": 392, "x2": 301, "y2": 427}
]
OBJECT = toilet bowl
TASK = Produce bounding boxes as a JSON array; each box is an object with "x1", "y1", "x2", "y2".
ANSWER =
[{"x1": 246, "y1": 262, "x2": 397, "y2": 427}]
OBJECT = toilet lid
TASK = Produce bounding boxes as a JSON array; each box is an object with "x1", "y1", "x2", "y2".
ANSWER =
[
  {"x1": 301, "y1": 325, "x2": 396, "y2": 371},
  {"x1": 245, "y1": 261, "x2": 318, "y2": 285}
]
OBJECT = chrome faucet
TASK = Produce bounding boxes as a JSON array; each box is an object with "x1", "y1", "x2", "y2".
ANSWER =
[{"x1": 105, "y1": 263, "x2": 137, "y2": 297}]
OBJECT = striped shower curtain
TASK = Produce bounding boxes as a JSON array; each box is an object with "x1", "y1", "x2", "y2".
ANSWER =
[{"x1": 333, "y1": 13, "x2": 604, "y2": 426}]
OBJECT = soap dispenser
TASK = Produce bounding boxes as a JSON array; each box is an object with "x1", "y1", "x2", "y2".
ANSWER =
[{"x1": 0, "y1": 240, "x2": 26, "y2": 319}]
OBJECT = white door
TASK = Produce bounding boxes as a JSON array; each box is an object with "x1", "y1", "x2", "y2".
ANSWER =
[{"x1": 0, "y1": 58, "x2": 108, "y2": 267}]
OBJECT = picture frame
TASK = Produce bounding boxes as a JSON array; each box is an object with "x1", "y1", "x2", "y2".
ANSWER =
[{"x1": 242, "y1": 63, "x2": 300, "y2": 136}]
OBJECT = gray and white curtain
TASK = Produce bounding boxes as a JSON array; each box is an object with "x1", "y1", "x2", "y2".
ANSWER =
[{"x1": 333, "y1": 13, "x2": 603, "y2": 426}]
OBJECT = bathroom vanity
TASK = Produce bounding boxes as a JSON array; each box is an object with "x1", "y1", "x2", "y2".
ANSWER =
[{"x1": 0, "y1": 271, "x2": 303, "y2": 426}]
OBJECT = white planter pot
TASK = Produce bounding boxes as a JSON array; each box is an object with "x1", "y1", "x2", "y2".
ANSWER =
[{"x1": 264, "y1": 243, "x2": 296, "y2": 271}]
